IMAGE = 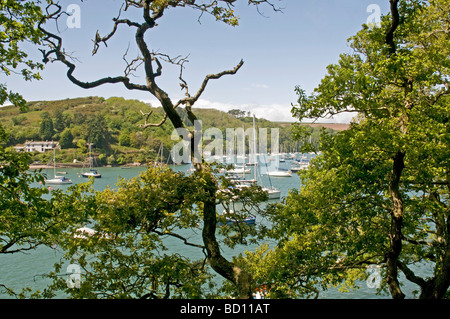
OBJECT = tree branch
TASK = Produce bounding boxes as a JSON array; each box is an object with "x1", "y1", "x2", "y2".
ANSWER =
[
  {"x1": 39, "y1": 3, "x2": 149, "y2": 92},
  {"x1": 153, "y1": 229, "x2": 206, "y2": 251},
  {"x1": 397, "y1": 260, "x2": 428, "y2": 289},
  {"x1": 177, "y1": 59, "x2": 244, "y2": 108},
  {"x1": 138, "y1": 109, "x2": 168, "y2": 128},
  {"x1": 386, "y1": 0, "x2": 400, "y2": 55},
  {"x1": 92, "y1": 18, "x2": 141, "y2": 55},
  {"x1": 123, "y1": 44, "x2": 144, "y2": 77}
]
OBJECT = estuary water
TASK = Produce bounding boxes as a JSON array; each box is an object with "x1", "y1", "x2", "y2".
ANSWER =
[{"x1": 0, "y1": 161, "x2": 427, "y2": 299}]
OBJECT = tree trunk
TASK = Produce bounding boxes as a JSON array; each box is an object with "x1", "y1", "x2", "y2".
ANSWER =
[
  {"x1": 427, "y1": 189, "x2": 450, "y2": 299},
  {"x1": 431, "y1": 250, "x2": 450, "y2": 299},
  {"x1": 419, "y1": 239, "x2": 450, "y2": 299},
  {"x1": 184, "y1": 118, "x2": 252, "y2": 298},
  {"x1": 386, "y1": 150, "x2": 406, "y2": 299},
  {"x1": 202, "y1": 195, "x2": 253, "y2": 298},
  {"x1": 200, "y1": 168, "x2": 253, "y2": 298}
]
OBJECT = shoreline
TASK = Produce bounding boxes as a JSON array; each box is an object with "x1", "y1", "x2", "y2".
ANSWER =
[{"x1": 28, "y1": 162, "x2": 147, "y2": 170}]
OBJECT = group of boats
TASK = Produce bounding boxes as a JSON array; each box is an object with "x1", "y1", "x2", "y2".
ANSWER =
[
  {"x1": 221, "y1": 151, "x2": 311, "y2": 192},
  {"x1": 41, "y1": 119, "x2": 311, "y2": 229},
  {"x1": 217, "y1": 150, "x2": 312, "y2": 227},
  {"x1": 216, "y1": 116, "x2": 312, "y2": 226},
  {"x1": 44, "y1": 143, "x2": 102, "y2": 185}
]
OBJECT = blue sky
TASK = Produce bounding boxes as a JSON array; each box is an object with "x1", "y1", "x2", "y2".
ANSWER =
[{"x1": 3, "y1": 0, "x2": 389, "y2": 122}]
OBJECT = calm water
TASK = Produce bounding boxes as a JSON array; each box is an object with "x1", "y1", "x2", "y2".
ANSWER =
[{"x1": 0, "y1": 160, "x2": 426, "y2": 299}]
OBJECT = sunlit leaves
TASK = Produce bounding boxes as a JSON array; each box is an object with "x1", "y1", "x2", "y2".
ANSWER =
[
  {"x1": 0, "y1": 0, "x2": 45, "y2": 108},
  {"x1": 41, "y1": 164, "x2": 268, "y2": 298},
  {"x1": 252, "y1": 0, "x2": 450, "y2": 298},
  {"x1": 95, "y1": 166, "x2": 203, "y2": 235}
]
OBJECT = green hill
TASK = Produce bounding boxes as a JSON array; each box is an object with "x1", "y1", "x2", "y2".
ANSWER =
[{"x1": 0, "y1": 96, "x2": 330, "y2": 166}]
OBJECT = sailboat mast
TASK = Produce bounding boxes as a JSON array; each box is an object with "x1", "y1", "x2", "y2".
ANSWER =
[
  {"x1": 242, "y1": 124, "x2": 245, "y2": 179},
  {"x1": 88, "y1": 143, "x2": 92, "y2": 169},
  {"x1": 53, "y1": 147, "x2": 56, "y2": 178},
  {"x1": 253, "y1": 115, "x2": 257, "y2": 180}
]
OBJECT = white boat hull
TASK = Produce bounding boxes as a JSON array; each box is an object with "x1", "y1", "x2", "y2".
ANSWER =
[
  {"x1": 266, "y1": 171, "x2": 292, "y2": 177},
  {"x1": 226, "y1": 169, "x2": 251, "y2": 174},
  {"x1": 81, "y1": 172, "x2": 102, "y2": 178},
  {"x1": 263, "y1": 188, "x2": 281, "y2": 199},
  {"x1": 266, "y1": 190, "x2": 281, "y2": 199},
  {"x1": 45, "y1": 177, "x2": 72, "y2": 184}
]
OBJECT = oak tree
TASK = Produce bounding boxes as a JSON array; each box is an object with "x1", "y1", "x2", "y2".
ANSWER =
[
  {"x1": 38, "y1": 0, "x2": 278, "y2": 298},
  {"x1": 0, "y1": 0, "x2": 45, "y2": 109},
  {"x1": 242, "y1": 0, "x2": 450, "y2": 299}
]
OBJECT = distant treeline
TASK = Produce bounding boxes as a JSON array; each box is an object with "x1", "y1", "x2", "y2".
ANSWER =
[{"x1": 0, "y1": 97, "x2": 336, "y2": 166}]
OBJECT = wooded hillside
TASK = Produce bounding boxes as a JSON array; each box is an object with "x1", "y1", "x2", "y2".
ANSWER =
[{"x1": 0, "y1": 96, "x2": 335, "y2": 166}]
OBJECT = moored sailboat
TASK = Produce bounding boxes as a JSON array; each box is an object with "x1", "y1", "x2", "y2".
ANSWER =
[
  {"x1": 265, "y1": 170, "x2": 292, "y2": 177},
  {"x1": 45, "y1": 147, "x2": 72, "y2": 185},
  {"x1": 81, "y1": 143, "x2": 102, "y2": 178}
]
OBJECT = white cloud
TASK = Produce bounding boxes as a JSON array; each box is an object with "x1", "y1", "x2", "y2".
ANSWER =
[
  {"x1": 195, "y1": 99, "x2": 296, "y2": 122},
  {"x1": 250, "y1": 83, "x2": 270, "y2": 89},
  {"x1": 141, "y1": 98, "x2": 354, "y2": 123}
]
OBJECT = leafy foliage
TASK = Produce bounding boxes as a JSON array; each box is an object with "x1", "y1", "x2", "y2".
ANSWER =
[
  {"x1": 0, "y1": 123, "x2": 92, "y2": 297},
  {"x1": 243, "y1": 0, "x2": 450, "y2": 299},
  {"x1": 0, "y1": 0, "x2": 44, "y2": 109},
  {"x1": 40, "y1": 165, "x2": 268, "y2": 299}
]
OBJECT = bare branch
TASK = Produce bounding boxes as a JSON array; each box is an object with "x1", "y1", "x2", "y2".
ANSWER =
[
  {"x1": 152, "y1": 52, "x2": 189, "y2": 66},
  {"x1": 39, "y1": 1, "x2": 245, "y2": 131},
  {"x1": 176, "y1": 0, "x2": 283, "y2": 24},
  {"x1": 123, "y1": 43, "x2": 144, "y2": 77},
  {"x1": 250, "y1": 0, "x2": 284, "y2": 16},
  {"x1": 92, "y1": 17, "x2": 141, "y2": 55},
  {"x1": 153, "y1": 57, "x2": 162, "y2": 77},
  {"x1": 177, "y1": 59, "x2": 244, "y2": 108},
  {"x1": 39, "y1": 3, "x2": 149, "y2": 92},
  {"x1": 138, "y1": 109, "x2": 168, "y2": 128},
  {"x1": 151, "y1": 51, "x2": 190, "y2": 92},
  {"x1": 179, "y1": 65, "x2": 190, "y2": 97}
]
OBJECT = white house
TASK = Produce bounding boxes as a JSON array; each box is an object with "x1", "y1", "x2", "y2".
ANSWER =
[{"x1": 15, "y1": 140, "x2": 60, "y2": 153}]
